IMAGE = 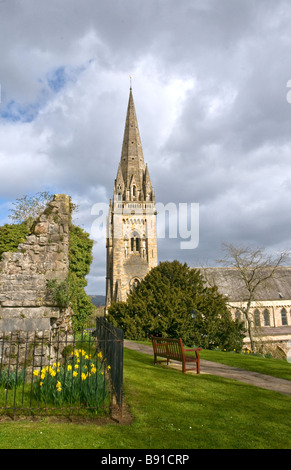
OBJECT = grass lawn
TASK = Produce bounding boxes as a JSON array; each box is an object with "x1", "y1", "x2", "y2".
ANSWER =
[
  {"x1": 132, "y1": 339, "x2": 291, "y2": 380},
  {"x1": 0, "y1": 348, "x2": 290, "y2": 450},
  {"x1": 200, "y1": 349, "x2": 291, "y2": 381}
]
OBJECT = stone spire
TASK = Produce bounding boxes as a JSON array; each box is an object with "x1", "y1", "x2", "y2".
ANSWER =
[
  {"x1": 116, "y1": 88, "x2": 148, "y2": 200},
  {"x1": 106, "y1": 87, "x2": 158, "y2": 309}
]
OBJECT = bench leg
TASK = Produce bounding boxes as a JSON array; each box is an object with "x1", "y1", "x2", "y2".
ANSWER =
[{"x1": 196, "y1": 357, "x2": 200, "y2": 374}]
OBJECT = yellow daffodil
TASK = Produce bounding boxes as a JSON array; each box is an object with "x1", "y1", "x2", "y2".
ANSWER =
[
  {"x1": 33, "y1": 369, "x2": 39, "y2": 376},
  {"x1": 73, "y1": 371, "x2": 78, "y2": 378},
  {"x1": 67, "y1": 365, "x2": 72, "y2": 371}
]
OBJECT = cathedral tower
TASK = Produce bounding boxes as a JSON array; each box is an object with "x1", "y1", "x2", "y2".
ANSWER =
[{"x1": 105, "y1": 87, "x2": 158, "y2": 307}]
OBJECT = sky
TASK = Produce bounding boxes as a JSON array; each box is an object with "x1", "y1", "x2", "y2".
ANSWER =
[{"x1": 1, "y1": 0, "x2": 291, "y2": 295}]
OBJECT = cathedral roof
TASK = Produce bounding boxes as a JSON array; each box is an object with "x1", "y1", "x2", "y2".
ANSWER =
[{"x1": 199, "y1": 266, "x2": 291, "y2": 302}]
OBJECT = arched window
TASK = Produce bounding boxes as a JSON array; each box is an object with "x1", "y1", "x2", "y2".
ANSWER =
[
  {"x1": 263, "y1": 309, "x2": 270, "y2": 326},
  {"x1": 130, "y1": 231, "x2": 140, "y2": 253},
  {"x1": 254, "y1": 309, "x2": 261, "y2": 327},
  {"x1": 281, "y1": 308, "x2": 288, "y2": 326},
  {"x1": 130, "y1": 278, "x2": 140, "y2": 290},
  {"x1": 235, "y1": 310, "x2": 242, "y2": 322}
]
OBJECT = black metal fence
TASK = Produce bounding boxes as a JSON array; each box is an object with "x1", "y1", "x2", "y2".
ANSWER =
[
  {"x1": 94, "y1": 317, "x2": 124, "y2": 410},
  {"x1": 0, "y1": 318, "x2": 124, "y2": 419}
]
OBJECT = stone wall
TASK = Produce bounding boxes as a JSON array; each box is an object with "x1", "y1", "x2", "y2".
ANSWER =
[{"x1": 0, "y1": 194, "x2": 73, "y2": 366}]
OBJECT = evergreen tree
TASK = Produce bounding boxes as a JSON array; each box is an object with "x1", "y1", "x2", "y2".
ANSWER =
[{"x1": 108, "y1": 260, "x2": 245, "y2": 351}]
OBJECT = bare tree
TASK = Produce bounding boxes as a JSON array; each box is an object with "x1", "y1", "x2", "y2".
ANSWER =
[
  {"x1": 8, "y1": 192, "x2": 54, "y2": 226},
  {"x1": 8, "y1": 192, "x2": 79, "y2": 227},
  {"x1": 217, "y1": 243, "x2": 290, "y2": 351}
]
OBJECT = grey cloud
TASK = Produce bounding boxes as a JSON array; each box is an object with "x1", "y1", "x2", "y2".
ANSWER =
[{"x1": 1, "y1": 0, "x2": 291, "y2": 295}]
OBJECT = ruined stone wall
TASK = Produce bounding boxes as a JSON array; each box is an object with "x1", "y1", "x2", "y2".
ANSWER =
[{"x1": 0, "y1": 194, "x2": 73, "y2": 365}]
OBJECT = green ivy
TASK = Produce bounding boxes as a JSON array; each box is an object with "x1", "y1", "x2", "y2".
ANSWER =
[
  {"x1": 0, "y1": 222, "x2": 30, "y2": 258},
  {"x1": 68, "y1": 225, "x2": 94, "y2": 331},
  {"x1": 69, "y1": 225, "x2": 93, "y2": 283}
]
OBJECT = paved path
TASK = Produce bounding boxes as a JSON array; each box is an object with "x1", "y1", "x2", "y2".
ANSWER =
[{"x1": 124, "y1": 340, "x2": 291, "y2": 397}]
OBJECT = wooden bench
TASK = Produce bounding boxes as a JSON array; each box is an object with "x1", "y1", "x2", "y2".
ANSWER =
[{"x1": 151, "y1": 336, "x2": 202, "y2": 374}]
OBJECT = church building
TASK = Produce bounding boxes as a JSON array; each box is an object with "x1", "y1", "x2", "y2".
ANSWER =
[{"x1": 105, "y1": 87, "x2": 158, "y2": 308}]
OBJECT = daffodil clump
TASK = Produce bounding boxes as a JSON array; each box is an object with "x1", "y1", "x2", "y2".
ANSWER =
[{"x1": 32, "y1": 349, "x2": 111, "y2": 411}]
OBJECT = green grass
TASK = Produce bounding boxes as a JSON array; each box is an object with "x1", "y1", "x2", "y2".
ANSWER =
[
  {"x1": 129, "y1": 339, "x2": 291, "y2": 380},
  {"x1": 0, "y1": 348, "x2": 290, "y2": 449},
  {"x1": 199, "y1": 349, "x2": 291, "y2": 381}
]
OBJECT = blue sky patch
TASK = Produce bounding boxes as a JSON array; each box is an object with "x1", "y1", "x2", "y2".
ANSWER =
[
  {"x1": 0, "y1": 65, "x2": 85, "y2": 124},
  {"x1": 47, "y1": 66, "x2": 67, "y2": 93}
]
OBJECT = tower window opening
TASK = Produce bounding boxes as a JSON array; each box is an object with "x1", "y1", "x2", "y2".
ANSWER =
[{"x1": 131, "y1": 231, "x2": 140, "y2": 253}]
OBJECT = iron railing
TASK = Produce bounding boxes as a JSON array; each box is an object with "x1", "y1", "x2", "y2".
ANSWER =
[
  {"x1": 0, "y1": 319, "x2": 124, "y2": 419},
  {"x1": 94, "y1": 317, "x2": 124, "y2": 410}
]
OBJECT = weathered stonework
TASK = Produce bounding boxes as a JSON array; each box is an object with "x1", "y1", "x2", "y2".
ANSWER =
[
  {"x1": 0, "y1": 194, "x2": 73, "y2": 365},
  {"x1": 106, "y1": 88, "x2": 158, "y2": 307}
]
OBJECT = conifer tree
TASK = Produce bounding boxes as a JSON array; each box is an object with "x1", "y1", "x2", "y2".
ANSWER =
[{"x1": 108, "y1": 260, "x2": 245, "y2": 351}]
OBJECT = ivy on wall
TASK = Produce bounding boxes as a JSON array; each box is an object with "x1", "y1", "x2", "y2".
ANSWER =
[
  {"x1": 68, "y1": 225, "x2": 95, "y2": 330},
  {"x1": 0, "y1": 222, "x2": 30, "y2": 258},
  {"x1": 0, "y1": 220, "x2": 95, "y2": 331}
]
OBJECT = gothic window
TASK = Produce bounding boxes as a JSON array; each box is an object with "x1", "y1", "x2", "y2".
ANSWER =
[
  {"x1": 117, "y1": 193, "x2": 122, "y2": 201},
  {"x1": 254, "y1": 309, "x2": 261, "y2": 327},
  {"x1": 281, "y1": 308, "x2": 288, "y2": 326},
  {"x1": 235, "y1": 310, "x2": 242, "y2": 322},
  {"x1": 263, "y1": 309, "x2": 270, "y2": 326},
  {"x1": 130, "y1": 231, "x2": 140, "y2": 253},
  {"x1": 130, "y1": 278, "x2": 140, "y2": 291}
]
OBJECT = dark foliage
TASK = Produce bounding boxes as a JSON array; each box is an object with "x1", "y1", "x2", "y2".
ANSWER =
[{"x1": 108, "y1": 260, "x2": 245, "y2": 351}]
